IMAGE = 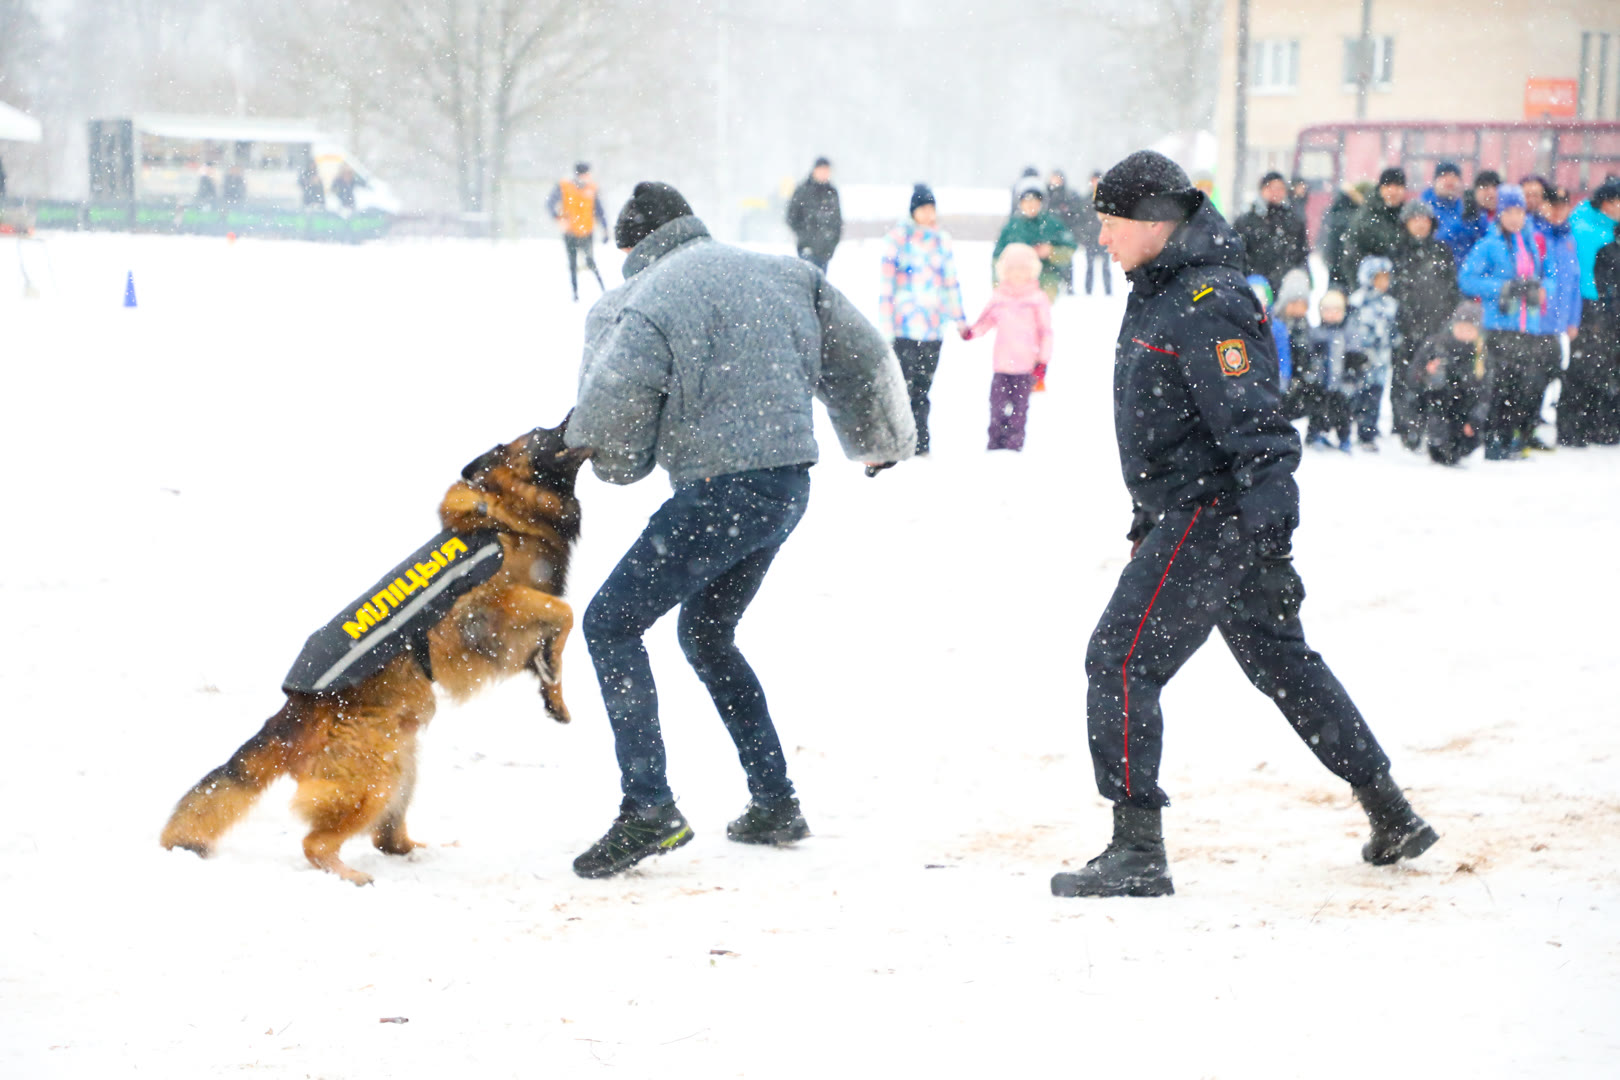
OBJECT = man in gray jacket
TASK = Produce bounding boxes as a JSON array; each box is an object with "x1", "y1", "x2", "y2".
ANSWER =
[{"x1": 566, "y1": 181, "x2": 915, "y2": 878}]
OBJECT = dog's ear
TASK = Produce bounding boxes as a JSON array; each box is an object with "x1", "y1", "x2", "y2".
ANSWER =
[{"x1": 460, "y1": 444, "x2": 506, "y2": 482}]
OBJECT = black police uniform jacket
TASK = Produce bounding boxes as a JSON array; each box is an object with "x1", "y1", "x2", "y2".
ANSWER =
[{"x1": 1114, "y1": 194, "x2": 1302, "y2": 556}]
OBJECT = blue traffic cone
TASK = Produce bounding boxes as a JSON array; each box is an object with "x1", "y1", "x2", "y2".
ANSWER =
[{"x1": 123, "y1": 272, "x2": 137, "y2": 308}]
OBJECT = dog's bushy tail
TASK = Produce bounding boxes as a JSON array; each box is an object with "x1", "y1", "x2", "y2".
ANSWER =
[{"x1": 160, "y1": 702, "x2": 297, "y2": 857}]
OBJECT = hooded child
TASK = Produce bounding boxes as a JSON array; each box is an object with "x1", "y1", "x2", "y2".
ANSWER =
[{"x1": 962, "y1": 243, "x2": 1053, "y2": 451}]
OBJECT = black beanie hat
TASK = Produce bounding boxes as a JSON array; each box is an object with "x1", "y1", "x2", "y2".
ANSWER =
[
  {"x1": 1475, "y1": 169, "x2": 1502, "y2": 188},
  {"x1": 574, "y1": 161, "x2": 591, "y2": 176},
  {"x1": 1378, "y1": 166, "x2": 1407, "y2": 188},
  {"x1": 1259, "y1": 170, "x2": 1286, "y2": 189},
  {"x1": 909, "y1": 183, "x2": 936, "y2": 215},
  {"x1": 614, "y1": 181, "x2": 694, "y2": 250},
  {"x1": 1095, "y1": 150, "x2": 1198, "y2": 222},
  {"x1": 1434, "y1": 161, "x2": 1461, "y2": 179}
]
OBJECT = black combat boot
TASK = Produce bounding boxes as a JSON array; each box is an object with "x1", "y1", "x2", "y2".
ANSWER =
[
  {"x1": 1353, "y1": 773, "x2": 1439, "y2": 865},
  {"x1": 572, "y1": 798, "x2": 693, "y2": 879},
  {"x1": 1050, "y1": 805, "x2": 1174, "y2": 898},
  {"x1": 726, "y1": 796, "x2": 810, "y2": 845}
]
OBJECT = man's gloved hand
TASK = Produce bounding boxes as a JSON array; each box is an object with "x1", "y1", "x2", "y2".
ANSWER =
[{"x1": 1255, "y1": 557, "x2": 1305, "y2": 621}]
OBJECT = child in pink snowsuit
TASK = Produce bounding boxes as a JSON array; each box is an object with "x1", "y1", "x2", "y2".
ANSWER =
[{"x1": 961, "y1": 243, "x2": 1053, "y2": 450}]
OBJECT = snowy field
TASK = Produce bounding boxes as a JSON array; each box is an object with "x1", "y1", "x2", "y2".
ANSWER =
[{"x1": 3, "y1": 229, "x2": 1618, "y2": 1078}]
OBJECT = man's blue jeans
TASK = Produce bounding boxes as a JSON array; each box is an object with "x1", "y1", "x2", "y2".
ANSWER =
[{"x1": 582, "y1": 465, "x2": 811, "y2": 810}]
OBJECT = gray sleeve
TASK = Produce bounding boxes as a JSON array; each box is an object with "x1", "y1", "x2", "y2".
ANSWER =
[
  {"x1": 566, "y1": 309, "x2": 672, "y2": 485},
  {"x1": 813, "y1": 277, "x2": 917, "y2": 463}
]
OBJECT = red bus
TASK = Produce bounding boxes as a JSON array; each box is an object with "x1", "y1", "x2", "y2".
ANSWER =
[{"x1": 1291, "y1": 120, "x2": 1620, "y2": 240}]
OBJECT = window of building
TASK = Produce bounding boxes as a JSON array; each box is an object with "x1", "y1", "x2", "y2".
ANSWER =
[
  {"x1": 1579, "y1": 31, "x2": 1620, "y2": 119},
  {"x1": 1342, "y1": 35, "x2": 1394, "y2": 91},
  {"x1": 1250, "y1": 39, "x2": 1300, "y2": 94}
]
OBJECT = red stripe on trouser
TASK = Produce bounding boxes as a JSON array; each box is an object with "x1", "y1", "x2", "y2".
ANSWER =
[{"x1": 1121, "y1": 504, "x2": 1205, "y2": 797}]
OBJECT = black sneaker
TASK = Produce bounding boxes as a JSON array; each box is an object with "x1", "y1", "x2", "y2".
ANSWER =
[
  {"x1": 1051, "y1": 806, "x2": 1174, "y2": 898},
  {"x1": 1353, "y1": 774, "x2": 1439, "y2": 866},
  {"x1": 726, "y1": 797, "x2": 810, "y2": 845},
  {"x1": 572, "y1": 798, "x2": 693, "y2": 879}
]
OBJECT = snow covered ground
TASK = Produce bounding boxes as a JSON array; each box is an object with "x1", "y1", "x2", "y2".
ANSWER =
[{"x1": 3, "y1": 230, "x2": 1618, "y2": 1078}]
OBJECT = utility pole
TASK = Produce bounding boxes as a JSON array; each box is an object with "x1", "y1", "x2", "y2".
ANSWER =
[
  {"x1": 1355, "y1": 0, "x2": 1373, "y2": 120},
  {"x1": 714, "y1": 0, "x2": 731, "y2": 241},
  {"x1": 1234, "y1": 0, "x2": 1249, "y2": 203}
]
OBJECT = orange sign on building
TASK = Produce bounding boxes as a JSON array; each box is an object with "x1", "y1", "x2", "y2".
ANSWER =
[{"x1": 1524, "y1": 78, "x2": 1578, "y2": 119}]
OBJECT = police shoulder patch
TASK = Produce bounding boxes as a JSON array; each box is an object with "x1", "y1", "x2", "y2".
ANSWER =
[{"x1": 1216, "y1": 338, "x2": 1251, "y2": 377}]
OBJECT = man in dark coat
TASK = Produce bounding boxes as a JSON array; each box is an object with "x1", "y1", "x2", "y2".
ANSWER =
[
  {"x1": 1390, "y1": 200, "x2": 1460, "y2": 448},
  {"x1": 1320, "y1": 183, "x2": 1365, "y2": 291},
  {"x1": 1049, "y1": 150, "x2": 1436, "y2": 900},
  {"x1": 1045, "y1": 169, "x2": 1086, "y2": 295},
  {"x1": 1075, "y1": 170, "x2": 1110, "y2": 295},
  {"x1": 786, "y1": 157, "x2": 842, "y2": 271},
  {"x1": 1234, "y1": 170, "x2": 1309, "y2": 294},
  {"x1": 1339, "y1": 166, "x2": 1407, "y2": 286},
  {"x1": 566, "y1": 181, "x2": 915, "y2": 878}
]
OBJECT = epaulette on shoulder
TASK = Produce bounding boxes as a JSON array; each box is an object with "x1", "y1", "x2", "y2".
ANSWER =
[{"x1": 1180, "y1": 266, "x2": 1241, "y2": 307}]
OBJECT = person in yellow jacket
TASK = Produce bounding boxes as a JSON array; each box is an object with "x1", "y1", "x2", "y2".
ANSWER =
[{"x1": 548, "y1": 162, "x2": 609, "y2": 300}]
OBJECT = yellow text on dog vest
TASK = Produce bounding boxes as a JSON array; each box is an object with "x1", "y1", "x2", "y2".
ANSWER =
[{"x1": 343, "y1": 537, "x2": 471, "y2": 640}]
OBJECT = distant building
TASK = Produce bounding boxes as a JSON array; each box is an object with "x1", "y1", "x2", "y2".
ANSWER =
[{"x1": 1214, "y1": 0, "x2": 1620, "y2": 200}]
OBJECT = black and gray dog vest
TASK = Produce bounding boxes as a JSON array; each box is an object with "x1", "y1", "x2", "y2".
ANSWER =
[{"x1": 282, "y1": 529, "x2": 504, "y2": 694}]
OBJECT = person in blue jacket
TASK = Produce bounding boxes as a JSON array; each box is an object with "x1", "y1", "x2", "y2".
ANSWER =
[
  {"x1": 1458, "y1": 184, "x2": 1548, "y2": 459},
  {"x1": 1570, "y1": 181, "x2": 1620, "y2": 306},
  {"x1": 1423, "y1": 162, "x2": 1478, "y2": 264}
]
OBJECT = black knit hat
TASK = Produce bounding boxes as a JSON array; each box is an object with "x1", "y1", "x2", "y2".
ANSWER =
[
  {"x1": 1434, "y1": 161, "x2": 1461, "y2": 179},
  {"x1": 1378, "y1": 166, "x2": 1407, "y2": 188},
  {"x1": 1475, "y1": 170, "x2": 1502, "y2": 188},
  {"x1": 909, "y1": 183, "x2": 936, "y2": 215},
  {"x1": 1095, "y1": 150, "x2": 1199, "y2": 222},
  {"x1": 1259, "y1": 170, "x2": 1286, "y2": 189},
  {"x1": 1593, "y1": 181, "x2": 1620, "y2": 207},
  {"x1": 813, "y1": 156, "x2": 831, "y2": 169},
  {"x1": 613, "y1": 181, "x2": 694, "y2": 250},
  {"x1": 574, "y1": 161, "x2": 591, "y2": 176}
]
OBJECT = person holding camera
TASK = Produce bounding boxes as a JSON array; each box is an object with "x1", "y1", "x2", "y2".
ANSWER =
[{"x1": 1459, "y1": 184, "x2": 1548, "y2": 460}]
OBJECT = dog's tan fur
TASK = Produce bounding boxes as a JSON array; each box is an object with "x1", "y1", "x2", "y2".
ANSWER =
[{"x1": 160, "y1": 422, "x2": 585, "y2": 884}]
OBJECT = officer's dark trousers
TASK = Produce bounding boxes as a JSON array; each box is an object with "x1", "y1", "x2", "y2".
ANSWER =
[
  {"x1": 1083, "y1": 249, "x2": 1113, "y2": 295},
  {"x1": 893, "y1": 338, "x2": 943, "y2": 453},
  {"x1": 565, "y1": 234, "x2": 603, "y2": 298},
  {"x1": 1084, "y1": 501, "x2": 1391, "y2": 809},
  {"x1": 583, "y1": 465, "x2": 810, "y2": 810}
]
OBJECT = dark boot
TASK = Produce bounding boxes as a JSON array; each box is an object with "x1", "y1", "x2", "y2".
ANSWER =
[
  {"x1": 1051, "y1": 806, "x2": 1174, "y2": 898},
  {"x1": 726, "y1": 796, "x2": 810, "y2": 845},
  {"x1": 1353, "y1": 774, "x2": 1439, "y2": 866},
  {"x1": 572, "y1": 798, "x2": 693, "y2": 879}
]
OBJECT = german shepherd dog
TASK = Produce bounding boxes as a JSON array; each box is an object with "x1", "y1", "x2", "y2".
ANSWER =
[{"x1": 160, "y1": 419, "x2": 587, "y2": 884}]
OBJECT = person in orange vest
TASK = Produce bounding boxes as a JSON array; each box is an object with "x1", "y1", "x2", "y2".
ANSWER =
[{"x1": 548, "y1": 162, "x2": 609, "y2": 300}]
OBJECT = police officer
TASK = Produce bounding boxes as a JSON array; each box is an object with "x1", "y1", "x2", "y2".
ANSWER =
[{"x1": 1051, "y1": 152, "x2": 1437, "y2": 899}]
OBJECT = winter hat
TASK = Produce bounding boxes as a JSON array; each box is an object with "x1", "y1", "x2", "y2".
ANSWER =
[
  {"x1": 1450, "y1": 299, "x2": 1483, "y2": 328},
  {"x1": 1378, "y1": 166, "x2": 1408, "y2": 188},
  {"x1": 613, "y1": 181, "x2": 695, "y2": 250},
  {"x1": 1400, "y1": 199, "x2": 1436, "y2": 223},
  {"x1": 909, "y1": 183, "x2": 936, "y2": 215},
  {"x1": 1357, "y1": 254, "x2": 1394, "y2": 289},
  {"x1": 1475, "y1": 170, "x2": 1502, "y2": 188},
  {"x1": 995, "y1": 243, "x2": 1042, "y2": 287},
  {"x1": 1016, "y1": 177, "x2": 1046, "y2": 203},
  {"x1": 1259, "y1": 170, "x2": 1286, "y2": 189},
  {"x1": 574, "y1": 161, "x2": 591, "y2": 176},
  {"x1": 813, "y1": 156, "x2": 831, "y2": 170},
  {"x1": 1095, "y1": 150, "x2": 1199, "y2": 222},
  {"x1": 1433, "y1": 161, "x2": 1462, "y2": 180},
  {"x1": 1496, "y1": 184, "x2": 1527, "y2": 212},
  {"x1": 1592, "y1": 181, "x2": 1620, "y2": 208},
  {"x1": 1546, "y1": 185, "x2": 1571, "y2": 207},
  {"x1": 1274, "y1": 268, "x2": 1312, "y2": 310}
]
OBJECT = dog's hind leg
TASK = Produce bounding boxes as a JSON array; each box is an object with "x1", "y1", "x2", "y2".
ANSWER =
[
  {"x1": 372, "y1": 731, "x2": 423, "y2": 857},
  {"x1": 296, "y1": 778, "x2": 387, "y2": 886}
]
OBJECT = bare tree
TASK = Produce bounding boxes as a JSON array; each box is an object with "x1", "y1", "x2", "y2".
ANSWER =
[{"x1": 357, "y1": 0, "x2": 613, "y2": 225}]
